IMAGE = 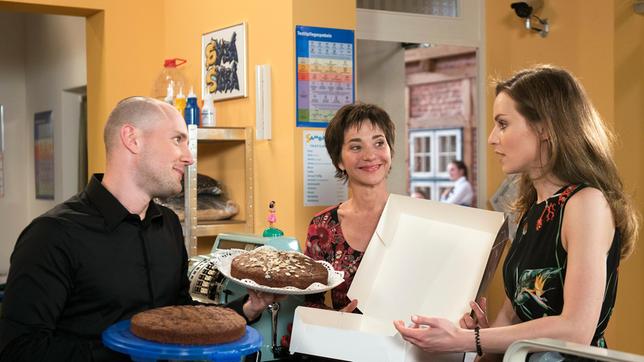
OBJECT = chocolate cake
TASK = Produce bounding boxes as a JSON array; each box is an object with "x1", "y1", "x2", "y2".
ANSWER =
[
  {"x1": 130, "y1": 305, "x2": 246, "y2": 345},
  {"x1": 230, "y1": 248, "x2": 328, "y2": 289}
]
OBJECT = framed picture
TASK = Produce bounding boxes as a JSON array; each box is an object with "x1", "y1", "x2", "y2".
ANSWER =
[
  {"x1": 0, "y1": 104, "x2": 4, "y2": 152},
  {"x1": 0, "y1": 105, "x2": 4, "y2": 198},
  {"x1": 34, "y1": 110, "x2": 54, "y2": 200},
  {"x1": 202, "y1": 22, "x2": 247, "y2": 101}
]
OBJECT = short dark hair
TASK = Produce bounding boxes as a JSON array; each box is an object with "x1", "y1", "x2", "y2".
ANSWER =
[
  {"x1": 450, "y1": 160, "x2": 468, "y2": 179},
  {"x1": 325, "y1": 103, "x2": 395, "y2": 182},
  {"x1": 104, "y1": 96, "x2": 167, "y2": 156}
]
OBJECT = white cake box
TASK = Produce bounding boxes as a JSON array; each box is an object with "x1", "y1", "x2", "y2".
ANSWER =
[{"x1": 290, "y1": 194, "x2": 508, "y2": 362}]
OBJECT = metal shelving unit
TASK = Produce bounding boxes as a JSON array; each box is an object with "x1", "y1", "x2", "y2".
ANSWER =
[{"x1": 184, "y1": 126, "x2": 254, "y2": 257}]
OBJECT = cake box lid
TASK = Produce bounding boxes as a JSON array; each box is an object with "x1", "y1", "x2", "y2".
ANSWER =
[{"x1": 347, "y1": 194, "x2": 506, "y2": 329}]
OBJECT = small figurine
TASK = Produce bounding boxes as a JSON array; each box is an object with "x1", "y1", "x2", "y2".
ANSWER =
[
  {"x1": 267, "y1": 200, "x2": 277, "y2": 225},
  {"x1": 263, "y1": 200, "x2": 284, "y2": 237}
]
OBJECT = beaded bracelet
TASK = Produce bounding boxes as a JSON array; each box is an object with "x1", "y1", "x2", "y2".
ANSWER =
[{"x1": 474, "y1": 326, "x2": 483, "y2": 356}]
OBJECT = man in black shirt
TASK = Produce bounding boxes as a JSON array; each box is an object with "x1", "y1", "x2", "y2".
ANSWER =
[{"x1": 0, "y1": 97, "x2": 277, "y2": 361}]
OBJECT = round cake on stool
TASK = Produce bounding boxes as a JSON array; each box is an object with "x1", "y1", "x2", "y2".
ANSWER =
[
  {"x1": 231, "y1": 248, "x2": 328, "y2": 289},
  {"x1": 130, "y1": 305, "x2": 246, "y2": 345}
]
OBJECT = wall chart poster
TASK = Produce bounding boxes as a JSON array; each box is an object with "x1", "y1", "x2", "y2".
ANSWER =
[
  {"x1": 0, "y1": 104, "x2": 4, "y2": 198},
  {"x1": 303, "y1": 130, "x2": 348, "y2": 206},
  {"x1": 34, "y1": 110, "x2": 54, "y2": 200},
  {"x1": 296, "y1": 25, "x2": 354, "y2": 128}
]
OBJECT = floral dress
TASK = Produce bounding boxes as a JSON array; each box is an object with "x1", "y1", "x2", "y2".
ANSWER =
[
  {"x1": 503, "y1": 184, "x2": 621, "y2": 348},
  {"x1": 304, "y1": 205, "x2": 363, "y2": 310}
]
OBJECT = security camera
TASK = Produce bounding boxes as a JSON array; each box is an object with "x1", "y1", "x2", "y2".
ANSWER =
[
  {"x1": 510, "y1": 0, "x2": 549, "y2": 37},
  {"x1": 511, "y1": 2, "x2": 532, "y2": 18},
  {"x1": 511, "y1": 0, "x2": 543, "y2": 19}
]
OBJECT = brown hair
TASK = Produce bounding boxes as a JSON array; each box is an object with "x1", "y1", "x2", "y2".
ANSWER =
[
  {"x1": 450, "y1": 160, "x2": 469, "y2": 179},
  {"x1": 496, "y1": 65, "x2": 639, "y2": 259},
  {"x1": 325, "y1": 103, "x2": 395, "y2": 182}
]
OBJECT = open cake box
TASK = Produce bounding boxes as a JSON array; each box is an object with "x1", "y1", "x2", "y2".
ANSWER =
[{"x1": 291, "y1": 194, "x2": 508, "y2": 361}]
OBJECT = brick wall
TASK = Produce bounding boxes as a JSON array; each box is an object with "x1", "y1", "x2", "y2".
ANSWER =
[
  {"x1": 409, "y1": 80, "x2": 465, "y2": 120},
  {"x1": 405, "y1": 52, "x2": 478, "y2": 205}
]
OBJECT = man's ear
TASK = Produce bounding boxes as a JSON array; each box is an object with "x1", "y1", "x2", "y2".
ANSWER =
[{"x1": 120, "y1": 123, "x2": 141, "y2": 154}]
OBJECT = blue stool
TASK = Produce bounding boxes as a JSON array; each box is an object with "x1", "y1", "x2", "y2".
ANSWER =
[{"x1": 102, "y1": 320, "x2": 262, "y2": 362}]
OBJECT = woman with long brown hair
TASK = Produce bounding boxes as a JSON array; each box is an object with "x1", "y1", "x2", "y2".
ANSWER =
[{"x1": 394, "y1": 65, "x2": 639, "y2": 359}]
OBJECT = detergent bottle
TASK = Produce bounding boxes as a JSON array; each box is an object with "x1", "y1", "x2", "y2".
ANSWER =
[{"x1": 184, "y1": 87, "x2": 200, "y2": 126}]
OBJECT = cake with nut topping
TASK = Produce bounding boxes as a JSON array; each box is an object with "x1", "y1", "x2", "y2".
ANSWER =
[
  {"x1": 230, "y1": 248, "x2": 328, "y2": 289},
  {"x1": 130, "y1": 305, "x2": 246, "y2": 345}
]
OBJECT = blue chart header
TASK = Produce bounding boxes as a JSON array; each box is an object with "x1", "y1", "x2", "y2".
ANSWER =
[{"x1": 296, "y1": 25, "x2": 355, "y2": 128}]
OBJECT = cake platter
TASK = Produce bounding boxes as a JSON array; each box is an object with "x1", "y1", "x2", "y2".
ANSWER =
[
  {"x1": 212, "y1": 247, "x2": 345, "y2": 295},
  {"x1": 102, "y1": 320, "x2": 262, "y2": 362}
]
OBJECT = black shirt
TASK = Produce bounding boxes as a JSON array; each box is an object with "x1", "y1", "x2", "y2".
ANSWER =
[
  {"x1": 503, "y1": 184, "x2": 620, "y2": 349},
  {"x1": 0, "y1": 174, "x2": 246, "y2": 361}
]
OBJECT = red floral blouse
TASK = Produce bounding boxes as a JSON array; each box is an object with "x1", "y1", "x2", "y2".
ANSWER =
[{"x1": 304, "y1": 205, "x2": 363, "y2": 310}]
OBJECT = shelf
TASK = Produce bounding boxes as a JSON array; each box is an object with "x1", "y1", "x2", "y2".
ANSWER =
[
  {"x1": 184, "y1": 126, "x2": 254, "y2": 257},
  {"x1": 197, "y1": 127, "x2": 246, "y2": 141},
  {"x1": 181, "y1": 220, "x2": 250, "y2": 238},
  {"x1": 195, "y1": 220, "x2": 250, "y2": 237}
]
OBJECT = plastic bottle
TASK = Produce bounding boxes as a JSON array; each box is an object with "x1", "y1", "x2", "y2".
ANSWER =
[
  {"x1": 163, "y1": 80, "x2": 174, "y2": 105},
  {"x1": 152, "y1": 58, "x2": 188, "y2": 102},
  {"x1": 184, "y1": 87, "x2": 200, "y2": 126},
  {"x1": 201, "y1": 95, "x2": 216, "y2": 127},
  {"x1": 174, "y1": 87, "x2": 187, "y2": 118}
]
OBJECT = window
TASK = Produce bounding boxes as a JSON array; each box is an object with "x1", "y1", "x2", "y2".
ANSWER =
[
  {"x1": 357, "y1": 0, "x2": 458, "y2": 17},
  {"x1": 409, "y1": 128, "x2": 462, "y2": 200},
  {"x1": 410, "y1": 130, "x2": 433, "y2": 177},
  {"x1": 436, "y1": 129, "x2": 460, "y2": 178}
]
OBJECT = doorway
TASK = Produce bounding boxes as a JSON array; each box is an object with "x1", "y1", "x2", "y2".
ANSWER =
[
  {"x1": 356, "y1": 0, "x2": 486, "y2": 206},
  {"x1": 0, "y1": 11, "x2": 87, "y2": 278}
]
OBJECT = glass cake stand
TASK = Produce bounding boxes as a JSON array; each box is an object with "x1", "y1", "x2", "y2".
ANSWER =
[{"x1": 102, "y1": 320, "x2": 262, "y2": 362}]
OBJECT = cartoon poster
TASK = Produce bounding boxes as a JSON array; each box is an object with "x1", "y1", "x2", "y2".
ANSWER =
[{"x1": 202, "y1": 23, "x2": 247, "y2": 101}]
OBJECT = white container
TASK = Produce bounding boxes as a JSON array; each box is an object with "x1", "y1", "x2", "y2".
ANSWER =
[
  {"x1": 290, "y1": 194, "x2": 508, "y2": 362},
  {"x1": 201, "y1": 95, "x2": 216, "y2": 127}
]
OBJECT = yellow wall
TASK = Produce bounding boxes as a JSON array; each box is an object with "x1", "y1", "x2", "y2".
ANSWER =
[
  {"x1": 160, "y1": 0, "x2": 355, "y2": 245},
  {"x1": 161, "y1": 0, "x2": 298, "y2": 241},
  {"x1": 0, "y1": 0, "x2": 166, "y2": 178},
  {"x1": 2, "y1": 0, "x2": 642, "y2": 354},
  {"x1": 486, "y1": 0, "x2": 644, "y2": 353},
  {"x1": 0, "y1": 0, "x2": 355, "y2": 247},
  {"x1": 611, "y1": 0, "x2": 644, "y2": 353},
  {"x1": 293, "y1": 1, "x2": 356, "y2": 245}
]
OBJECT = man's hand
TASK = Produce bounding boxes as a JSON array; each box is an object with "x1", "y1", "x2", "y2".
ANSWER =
[{"x1": 242, "y1": 289, "x2": 286, "y2": 321}]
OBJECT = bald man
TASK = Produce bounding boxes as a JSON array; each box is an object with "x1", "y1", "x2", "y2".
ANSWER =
[{"x1": 0, "y1": 97, "x2": 274, "y2": 361}]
